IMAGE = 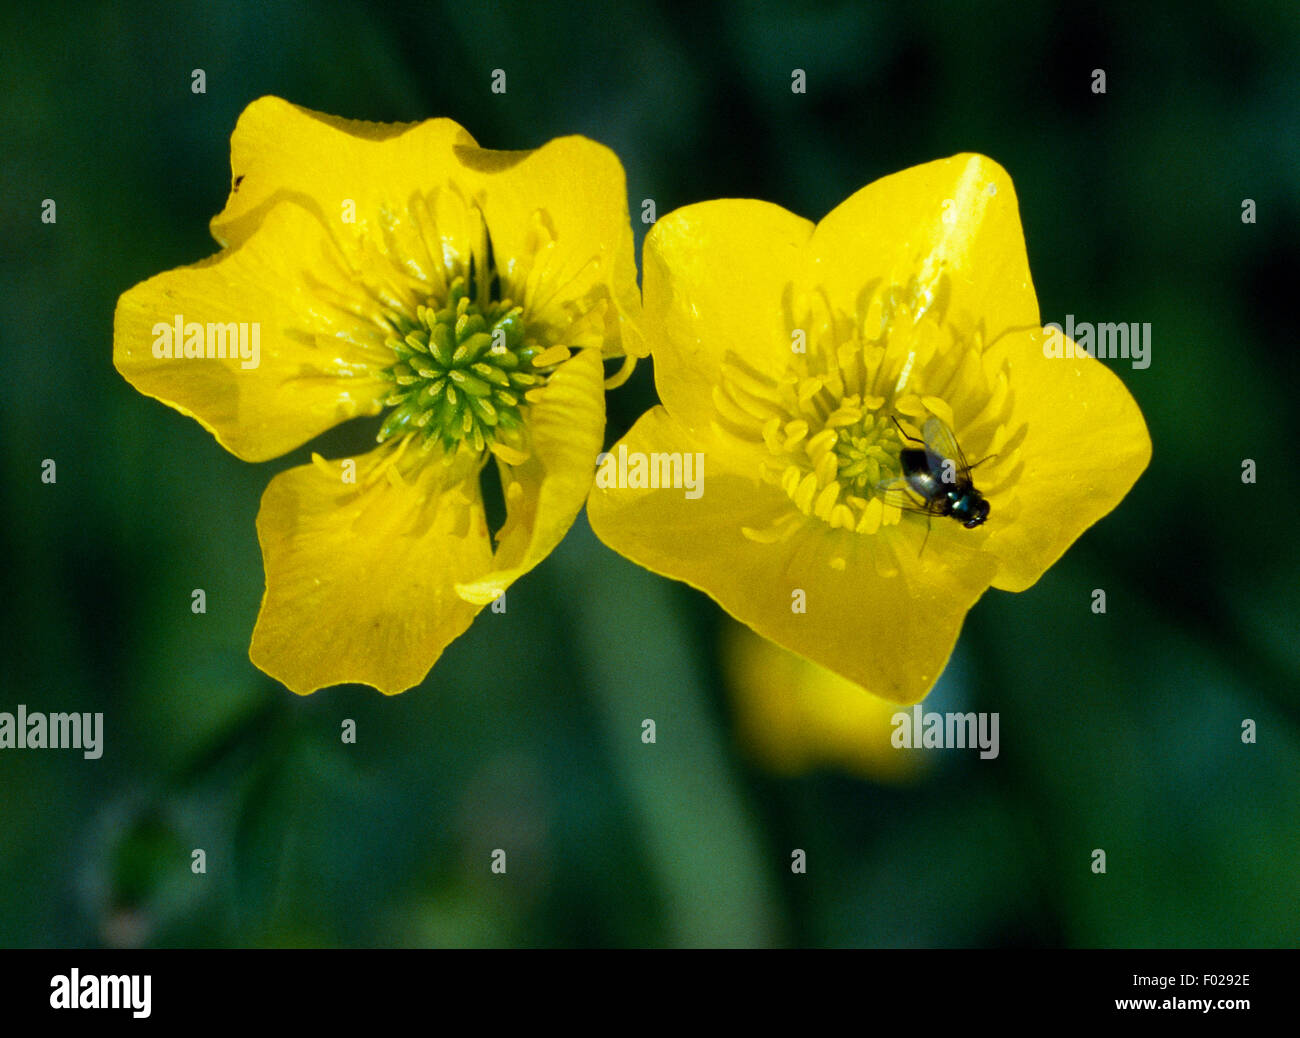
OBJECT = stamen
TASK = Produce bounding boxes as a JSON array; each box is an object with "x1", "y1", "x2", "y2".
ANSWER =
[{"x1": 711, "y1": 274, "x2": 1021, "y2": 560}]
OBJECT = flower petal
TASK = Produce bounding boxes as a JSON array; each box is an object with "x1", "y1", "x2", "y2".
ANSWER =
[
  {"x1": 113, "y1": 202, "x2": 395, "y2": 461},
  {"x1": 211, "y1": 97, "x2": 644, "y2": 360},
  {"x1": 641, "y1": 199, "x2": 815, "y2": 425},
  {"x1": 456, "y1": 347, "x2": 605, "y2": 604},
  {"x1": 211, "y1": 97, "x2": 471, "y2": 248},
  {"x1": 463, "y1": 135, "x2": 647, "y2": 361},
  {"x1": 982, "y1": 329, "x2": 1152, "y2": 591},
  {"x1": 807, "y1": 153, "x2": 1040, "y2": 340},
  {"x1": 587, "y1": 407, "x2": 997, "y2": 703},
  {"x1": 250, "y1": 444, "x2": 493, "y2": 695},
  {"x1": 723, "y1": 622, "x2": 925, "y2": 781}
]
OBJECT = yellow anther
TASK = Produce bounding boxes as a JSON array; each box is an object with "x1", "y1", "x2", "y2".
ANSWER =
[
  {"x1": 310, "y1": 452, "x2": 336, "y2": 479},
  {"x1": 793, "y1": 472, "x2": 818, "y2": 514},
  {"x1": 829, "y1": 504, "x2": 857, "y2": 530},
  {"x1": 781, "y1": 464, "x2": 802, "y2": 498},
  {"x1": 812, "y1": 481, "x2": 840, "y2": 520},
  {"x1": 921, "y1": 395, "x2": 954, "y2": 429},
  {"x1": 804, "y1": 428, "x2": 838, "y2": 464},
  {"x1": 796, "y1": 377, "x2": 824, "y2": 405},
  {"x1": 815, "y1": 452, "x2": 839, "y2": 487},
  {"x1": 761, "y1": 416, "x2": 784, "y2": 453},
  {"x1": 532, "y1": 344, "x2": 572, "y2": 367},
  {"x1": 855, "y1": 495, "x2": 884, "y2": 535},
  {"x1": 489, "y1": 441, "x2": 530, "y2": 466},
  {"x1": 824, "y1": 406, "x2": 863, "y2": 428}
]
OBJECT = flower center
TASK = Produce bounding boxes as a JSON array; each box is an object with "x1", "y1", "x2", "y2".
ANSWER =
[
  {"x1": 831, "y1": 412, "x2": 907, "y2": 496},
  {"x1": 714, "y1": 275, "x2": 1022, "y2": 567},
  {"x1": 376, "y1": 272, "x2": 569, "y2": 458}
]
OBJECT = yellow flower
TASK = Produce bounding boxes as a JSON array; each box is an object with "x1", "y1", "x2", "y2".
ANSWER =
[
  {"x1": 722, "y1": 622, "x2": 926, "y2": 782},
  {"x1": 114, "y1": 97, "x2": 644, "y2": 694},
  {"x1": 588, "y1": 154, "x2": 1150, "y2": 704}
]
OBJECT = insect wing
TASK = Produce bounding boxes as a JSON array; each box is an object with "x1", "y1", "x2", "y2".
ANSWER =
[
  {"x1": 874, "y1": 473, "x2": 950, "y2": 518},
  {"x1": 921, "y1": 417, "x2": 973, "y2": 485}
]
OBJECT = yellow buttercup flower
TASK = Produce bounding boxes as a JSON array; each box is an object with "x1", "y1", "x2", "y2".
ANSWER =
[
  {"x1": 588, "y1": 154, "x2": 1150, "y2": 704},
  {"x1": 722, "y1": 622, "x2": 926, "y2": 782},
  {"x1": 114, "y1": 97, "x2": 644, "y2": 694}
]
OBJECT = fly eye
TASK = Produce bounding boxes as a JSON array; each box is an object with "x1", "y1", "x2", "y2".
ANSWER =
[{"x1": 963, "y1": 500, "x2": 990, "y2": 527}]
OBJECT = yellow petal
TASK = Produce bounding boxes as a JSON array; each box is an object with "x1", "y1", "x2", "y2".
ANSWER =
[
  {"x1": 587, "y1": 407, "x2": 996, "y2": 703},
  {"x1": 250, "y1": 444, "x2": 493, "y2": 694},
  {"x1": 641, "y1": 199, "x2": 815, "y2": 425},
  {"x1": 456, "y1": 347, "x2": 604, "y2": 604},
  {"x1": 982, "y1": 328, "x2": 1152, "y2": 591},
  {"x1": 723, "y1": 622, "x2": 926, "y2": 781},
  {"x1": 114, "y1": 202, "x2": 394, "y2": 461},
  {"x1": 463, "y1": 135, "x2": 647, "y2": 360},
  {"x1": 211, "y1": 97, "x2": 468, "y2": 248},
  {"x1": 807, "y1": 153, "x2": 1040, "y2": 338},
  {"x1": 211, "y1": 98, "x2": 643, "y2": 359}
]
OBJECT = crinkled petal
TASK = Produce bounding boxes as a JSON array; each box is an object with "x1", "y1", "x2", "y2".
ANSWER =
[
  {"x1": 456, "y1": 347, "x2": 604, "y2": 604},
  {"x1": 114, "y1": 203, "x2": 394, "y2": 461},
  {"x1": 211, "y1": 97, "x2": 643, "y2": 360},
  {"x1": 982, "y1": 328, "x2": 1152, "y2": 591},
  {"x1": 211, "y1": 97, "x2": 470, "y2": 248},
  {"x1": 250, "y1": 444, "x2": 493, "y2": 694}
]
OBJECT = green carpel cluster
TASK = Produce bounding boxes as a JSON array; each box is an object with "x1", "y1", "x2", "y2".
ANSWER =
[{"x1": 377, "y1": 276, "x2": 553, "y2": 454}]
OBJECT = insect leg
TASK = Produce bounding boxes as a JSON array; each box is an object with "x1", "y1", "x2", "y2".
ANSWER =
[
  {"x1": 890, "y1": 415, "x2": 925, "y2": 445},
  {"x1": 918, "y1": 514, "x2": 933, "y2": 557}
]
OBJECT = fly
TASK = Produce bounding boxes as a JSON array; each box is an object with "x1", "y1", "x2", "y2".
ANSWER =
[{"x1": 883, "y1": 416, "x2": 991, "y2": 549}]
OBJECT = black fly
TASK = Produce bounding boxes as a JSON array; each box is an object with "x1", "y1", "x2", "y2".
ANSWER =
[{"x1": 881, "y1": 415, "x2": 991, "y2": 552}]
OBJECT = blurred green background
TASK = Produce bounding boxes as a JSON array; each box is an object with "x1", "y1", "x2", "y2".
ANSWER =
[{"x1": 2, "y1": 0, "x2": 1297, "y2": 948}]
